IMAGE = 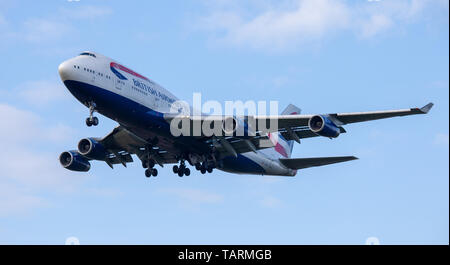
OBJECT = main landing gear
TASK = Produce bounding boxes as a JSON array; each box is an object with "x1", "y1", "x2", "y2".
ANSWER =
[
  {"x1": 140, "y1": 153, "x2": 216, "y2": 179},
  {"x1": 85, "y1": 101, "x2": 99, "y2": 127},
  {"x1": 172, "y1": 160, "x2": 190, "y2": 177},
  {"x1": 195, "y1": 162, "x2": 214, "y2": 174},
  {"x1": 142, "y1": 158, "x2": 158, "y2": 178},
  {"x1": 145, "y1": 168, "x2": 158, "y2": 177}
]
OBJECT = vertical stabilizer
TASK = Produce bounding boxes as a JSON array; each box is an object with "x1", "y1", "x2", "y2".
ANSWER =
[{"x1": 268, "y1": 104, "x2": 301, "y2": 158}]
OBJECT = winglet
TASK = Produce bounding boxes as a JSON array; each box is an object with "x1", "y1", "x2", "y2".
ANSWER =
[{"x1": 420, "y1": 102, "x2": 434, "y2": 114}]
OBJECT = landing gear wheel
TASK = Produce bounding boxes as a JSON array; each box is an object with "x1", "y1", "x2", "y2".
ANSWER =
[
  {"x1": 145, "y1": 168, "x2": 152, "y2": 178},
  {"x1": 142, "y1": 160, "x2": 148, "y2": 168},
  {"x1": 151, "y1": 168, "x2": 158, "y2": 177},
  {"x1": 200, "y1": 168, "x2": 206, "y2": 174},
  {"x1": 195, "y1": 164, "x2": 201, "y2": 171},
  {"x1": 207, "y1": 167, "x2": 213, "y2": 173},
  {"x1": 86, "y1": 101, "x2": 97, "y2": 127},
  {"x1": 147, "y1": 159, "x2": 155, "y2": 169},
  {"x1": 176, "y1": 160, "x2": 187, "y2": 177},
  {"x1": 86, "y1": 117, "x2": 98, "y2": 127}
]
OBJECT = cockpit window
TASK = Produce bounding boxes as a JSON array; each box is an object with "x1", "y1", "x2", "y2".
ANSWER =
[{"x1": 79, "y1": 52, "x2": 96, "y2": 58}]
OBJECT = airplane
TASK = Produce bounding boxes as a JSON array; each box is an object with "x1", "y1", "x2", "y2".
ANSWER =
[{"x1": 58, "y1": 51, "x2": 434, "y2": 178}]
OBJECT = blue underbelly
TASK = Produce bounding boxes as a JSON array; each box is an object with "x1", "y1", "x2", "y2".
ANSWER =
[{"x1": 218, "y1": 154, "x2": 265, "y2": 175}]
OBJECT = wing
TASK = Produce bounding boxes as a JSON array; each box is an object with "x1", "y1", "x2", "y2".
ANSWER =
[
  {"x1": 279, "y1": 156, "x2": 358, "y2": 170},
  {"x1": 253, "y1": 102, "x2": 434, "y2": 130},
  {"x1": 97, "y1": 126, "x2": 177, "y2": 168},
  {"x1": 164, "y1": 103, "x2": 433, "y2": 157},
  {"x1": 74, "y1": 103, "x2": 432, "y2": 168}
]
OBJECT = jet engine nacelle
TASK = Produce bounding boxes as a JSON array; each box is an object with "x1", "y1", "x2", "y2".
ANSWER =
[
  {"x1": 222, "y1": 116, "x2": 255, "y2": 137},
  {"x1": 59, "y1": 150, "x2": 91, "y2": 172},
  {"x1": 78, "y1": 138, "x2": 108, "y2": 160},
  {"x1": 308, "y1": 115, "x2": 341, "y2": 138}
]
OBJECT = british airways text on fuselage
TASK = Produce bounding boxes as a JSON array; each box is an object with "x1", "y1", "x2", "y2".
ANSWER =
[{"x1": 132, "y1": 78, "x2": 176, "y2": 104}]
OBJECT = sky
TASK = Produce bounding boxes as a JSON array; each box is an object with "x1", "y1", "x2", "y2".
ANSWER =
[{"x1": 0, "y1": 0, "x2": 448, "y2": 244}]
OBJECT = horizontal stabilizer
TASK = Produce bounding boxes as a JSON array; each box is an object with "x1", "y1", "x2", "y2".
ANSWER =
[{"x1": 279, "y1": 156, "x2": 358, "y2": 170}]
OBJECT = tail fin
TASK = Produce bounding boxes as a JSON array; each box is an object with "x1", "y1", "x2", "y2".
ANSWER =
[
  {"x1": 281, "y1": 104, "x2": 301, "y2": 116},
  {"x1": 268, "y1": 104, "x2": 301, "y2": 158},
  {"x1": 280, "y1": 104, "x2": 301, "y2": 157}
]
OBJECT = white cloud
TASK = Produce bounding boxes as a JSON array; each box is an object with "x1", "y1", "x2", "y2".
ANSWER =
[
  {"x1": 0, "y1": 104, "x2": 38, "y2": 142},
  {"x1": 17, "y1": 79, "x2": 70, "y2": 106},
  {"x1": 194, "y1": 0, "x2": 445, "y2": 51},
  {"x1": 60, "y1": 5, "x2": 113, "y2": 20},
  {"x1": 0, "y1": 5, "x2": 113, "y2": 44},
  {"x1": 360, "y1": 14, "x2": 393, "y2": 38},
  {"x1": 0, "y1": 103, "x2": 81, "y2": 216},
  {"x1": 355, "y1": 0, "x2": 435, "y2": 38},
  {"x1": 22, "y1": 18, "x2": 72, "y2": 43},
  {"x1": 0, "y1": 103, "x2": 74, "y2": 144},
  {"x1": 0, "y1": 148, "x2": 79, "y2": 191},
  {"x1": 199, "y1": 0, "x2": 349, "y2": 50}
]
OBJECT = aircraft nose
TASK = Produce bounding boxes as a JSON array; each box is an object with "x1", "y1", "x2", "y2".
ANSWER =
[{"x1": 58, "y1": 60, "x2": 72, "y2": 81}]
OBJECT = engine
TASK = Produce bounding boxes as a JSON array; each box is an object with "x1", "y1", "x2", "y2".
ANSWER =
[
  {"x1": 308, "y1": 115, "x2": 341, "y2": 138},
  {"x1": 221, "y1": 116, "x2": 255, "y2": 137},
  {"x1": 77, "y1": 138, "x2": 108, "y2": 160},
  {"x1": 59, "y1": 151, "x2": 91, "y2": 172}
]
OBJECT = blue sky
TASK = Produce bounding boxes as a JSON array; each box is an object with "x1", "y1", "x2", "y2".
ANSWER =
[{"x1": 0, "y1": 0, "x2": 448, "y2": 244}]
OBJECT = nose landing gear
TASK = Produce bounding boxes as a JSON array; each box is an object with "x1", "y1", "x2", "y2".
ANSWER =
[
  {"x1": 86, "y1": 117, "x2": 98, "y2": 127},
  {"x1": 85, "y1": 101, "x2": 99, "y2": 127}
]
